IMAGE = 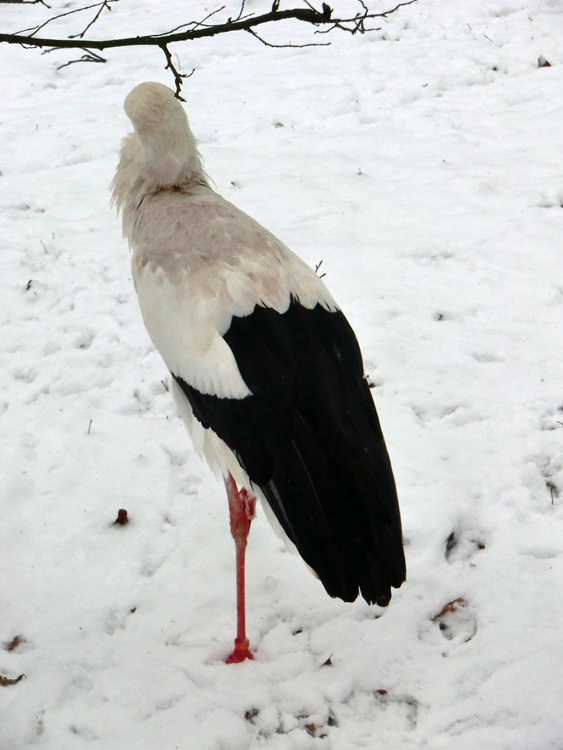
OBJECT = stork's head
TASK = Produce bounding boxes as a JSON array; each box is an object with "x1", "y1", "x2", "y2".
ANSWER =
[{"x1": 113, "y1": 82, "x2": 205, "y2": 211}]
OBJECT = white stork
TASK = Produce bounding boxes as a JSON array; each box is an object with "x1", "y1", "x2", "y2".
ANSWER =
[{"x1": 112, "y1": 82, "x2": 406, "y2": 663}]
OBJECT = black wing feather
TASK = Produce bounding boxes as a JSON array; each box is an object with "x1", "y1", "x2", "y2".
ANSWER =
[{"x1": 174, "y1": 300, "x2": 406, "y2": 606}]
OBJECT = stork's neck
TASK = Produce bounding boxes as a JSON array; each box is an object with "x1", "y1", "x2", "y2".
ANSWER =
[
  {"x1": 111, "y1": 130, "x2": 209, "y2": 243},
  {"x1": 138, "y1": 121, "x2": 205, "y2": 190}
]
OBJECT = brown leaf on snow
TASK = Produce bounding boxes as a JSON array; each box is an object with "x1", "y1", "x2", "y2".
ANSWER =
[
  {"x1": 5, "y1": 635, "x2": 23, "y2": 652},
  {"x1": 434, "y1": 597, "x2": 467, "y2": 619},
  {"x1": 0, "y1": 674, "x2": 25, "y2": 686}
]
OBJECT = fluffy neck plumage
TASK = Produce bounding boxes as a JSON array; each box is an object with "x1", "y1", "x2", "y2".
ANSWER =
[{"x1": 111, "y1": 82, "x2": 209, "y2": 241}]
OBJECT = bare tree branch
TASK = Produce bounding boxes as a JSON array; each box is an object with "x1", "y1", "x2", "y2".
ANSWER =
[
  {"x1": 316, "y1": 0, "x2": 417, "y2": 33},
  {"x1": 1, "y1": 1, "x2": 418, "y2": 49},
  {"x1": 0, "y1": 0, "x2": 418, "y2": 96}
]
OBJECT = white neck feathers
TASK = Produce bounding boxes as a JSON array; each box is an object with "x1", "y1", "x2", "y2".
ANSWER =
[{"x1": 111, "y1": 82, "x2": 208, "y2": 240}]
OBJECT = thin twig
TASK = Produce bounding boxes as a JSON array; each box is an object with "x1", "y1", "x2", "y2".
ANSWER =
[
  {"x1": 70, "y1": 0, "x2": 115, "y2": 40},
  {"x1": 160, "y1": 43, "x2": 195, "y2": 100},
  {"x1": 16, "y1": 1, "x2": 117, "y2": 38},
  {"x1": 246, "y1": 26, "x2": 329, "y2": 47},
  {"x1": 231, "y1": 0, "x2": 248, "y2": 23},
  {"x1": 57, "y1": 48, "x2": 106, "y2": 67},
  {"x1": 150, "y1": 6, "x2": 226, "y2": 38},
  {"x1": 317, "y1": 0, "x2": 415, "y2": 33}
]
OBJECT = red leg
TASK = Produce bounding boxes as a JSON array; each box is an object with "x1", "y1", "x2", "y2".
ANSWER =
[{"x1": 225, "y1": 473, "x2": 256, "y2": 664}]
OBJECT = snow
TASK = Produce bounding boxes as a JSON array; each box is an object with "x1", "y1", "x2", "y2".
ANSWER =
[{"x1": 1, "y1": 0, "x2": 563, "y2": 747}]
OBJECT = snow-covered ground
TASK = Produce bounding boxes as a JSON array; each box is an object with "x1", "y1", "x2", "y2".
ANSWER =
[{"x1": 1, "y1": 0, "x2": 563, "y2": 747}]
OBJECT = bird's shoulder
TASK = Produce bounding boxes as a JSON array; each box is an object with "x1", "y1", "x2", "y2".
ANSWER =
[
  {"x1": 130, "y1": 187, "x2": 337, "y2": 397},
  {"x1": 132, "y1": 184, "x2": 337, "y2": 324},
  {"x1": 132, "y1": 186, "x2": 288, "y2": 272}
]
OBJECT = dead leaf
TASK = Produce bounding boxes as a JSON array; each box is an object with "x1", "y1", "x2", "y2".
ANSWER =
[
  {"x1": 5, "y1": 635, "x2": 22, "y2": 652},
  {"x1": 0, "y1": 674, "x2": 25, "y2": 686},
  {"x1": 434, "y1": 597, "x2": 467, "y2": 619}
]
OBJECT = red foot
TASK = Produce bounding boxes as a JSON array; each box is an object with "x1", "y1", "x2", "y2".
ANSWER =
[{"x1": 226, "y1": 637, "x2": 254, "y2": 664}]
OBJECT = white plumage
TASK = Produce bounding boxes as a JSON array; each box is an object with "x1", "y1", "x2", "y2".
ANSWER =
[
  {"x1": 112, "y1": 82, "x2": 405, "y2": 662},
  {"x1": 113, "y1": 84, "x2": 336, "y2": 403}
]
